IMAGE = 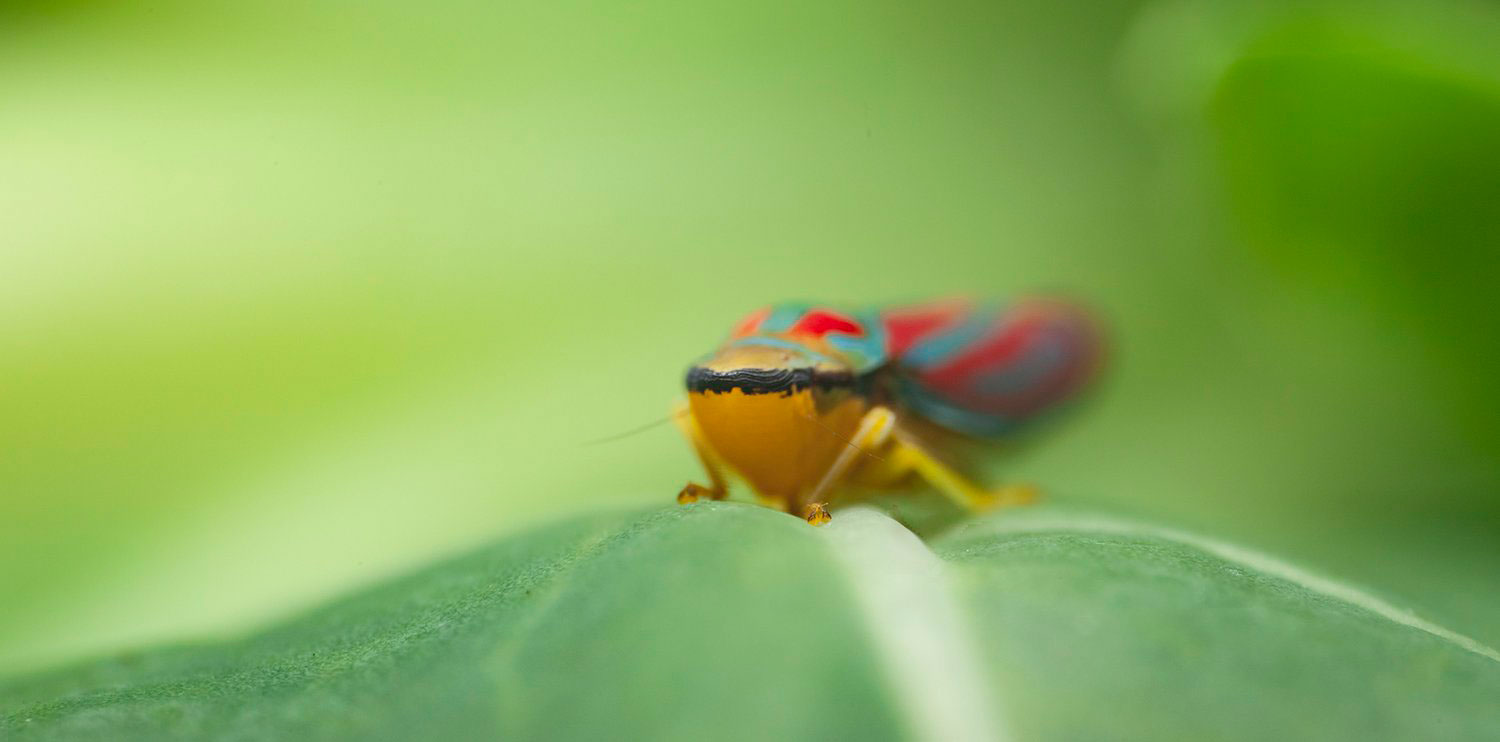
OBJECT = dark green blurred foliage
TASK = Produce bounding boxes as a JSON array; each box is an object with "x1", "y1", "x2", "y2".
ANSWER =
[
  {"x1": 1214, "y1": 18, "x2": 1500, "y2": 455},
  {"x1": 2, "y1": 0, "x2": 1499, "y2": 679}
]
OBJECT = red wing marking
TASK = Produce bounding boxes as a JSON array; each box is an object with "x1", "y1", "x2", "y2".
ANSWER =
[
  {"x1": 730, "y1": 306, "x2": 772, "y2": 338},
  {"x1": 881, "y1": 299, "x2": 972, "y2": 357},
  {"x1": 789, "y1": 309, "x2": 865, "y2": 338}
]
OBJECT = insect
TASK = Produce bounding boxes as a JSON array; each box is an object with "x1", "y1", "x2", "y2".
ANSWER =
[{"x1": 675, "y1": 298, "x2": 1104, "y2": 525}]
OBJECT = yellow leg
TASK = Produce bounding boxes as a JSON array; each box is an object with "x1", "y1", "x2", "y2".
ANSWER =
[
  {"x1": 889, "y1": 429, "x2": 1038, "y2": 512},
  {"x1": 797, "y1": 406, "x2": 898, "y2": 525},
  {"x1": 672, "y1": 399, "x2": 728, "y2": 504}
]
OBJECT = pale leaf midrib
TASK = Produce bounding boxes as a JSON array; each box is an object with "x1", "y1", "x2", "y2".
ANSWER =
[{"x1": 819, "y1": 507, "x2": 1006, "y2": 742}]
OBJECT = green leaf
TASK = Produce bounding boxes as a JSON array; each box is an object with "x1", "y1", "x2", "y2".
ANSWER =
[{"x1": 4, "y1": 503, "x2": 1498, "y2": 741}]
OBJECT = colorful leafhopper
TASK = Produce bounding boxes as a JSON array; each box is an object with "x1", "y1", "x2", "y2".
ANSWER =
[{"x1": 676, "y1": 298, "x2": 1103, "y2": 525}]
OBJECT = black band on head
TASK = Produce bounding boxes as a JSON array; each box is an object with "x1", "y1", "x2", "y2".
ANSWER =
[{"x1": 685, "y1": 366, "x2": 855, "y2": 395}]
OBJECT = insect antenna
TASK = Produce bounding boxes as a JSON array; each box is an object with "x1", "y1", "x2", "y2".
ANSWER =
[
  {"x1": 798, "y1": 410, "x2": 885, "y2": 462},
  {"x1": 579, "y1": 408, "x2": 690, "y2": 447}
]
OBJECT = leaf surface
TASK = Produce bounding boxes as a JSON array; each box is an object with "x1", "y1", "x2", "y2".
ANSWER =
[{"x1": 4, "y1": 503, "x2": 1497, "y2": 741}]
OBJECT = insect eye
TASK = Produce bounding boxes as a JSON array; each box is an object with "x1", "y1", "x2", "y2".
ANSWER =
[
  {"x1": 730, "y1": 306, "x2": 772, "y2": 338},
  {"x1": 791, "y1": 309, "x2": 864, "y2": 338}
]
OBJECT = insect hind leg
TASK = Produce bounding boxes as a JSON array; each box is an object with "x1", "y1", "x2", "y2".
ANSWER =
[{"x1": 887, "y1": 429, "x2": 1038, "y2": 512}]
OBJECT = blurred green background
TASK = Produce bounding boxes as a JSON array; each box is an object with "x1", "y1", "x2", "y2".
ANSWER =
[{"x1": 4, "y1": 0, "x2": 1499, "y2": 676}]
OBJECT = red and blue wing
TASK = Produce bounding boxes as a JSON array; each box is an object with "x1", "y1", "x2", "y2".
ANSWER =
[
  {"x1": 723, "y1": 302, "x2": 889, "y2": 373},
  {"x1": 882, "y1": 298, "x2": 1104, "y2": 438}
]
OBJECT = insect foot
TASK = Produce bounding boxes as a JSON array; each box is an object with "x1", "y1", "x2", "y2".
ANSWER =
[
  {"x1": 677, "y1": 483, "x2": 707, "y2": 505},
  {"x1": 803, "y1": 503, "x2": 832, "y2": 526}
]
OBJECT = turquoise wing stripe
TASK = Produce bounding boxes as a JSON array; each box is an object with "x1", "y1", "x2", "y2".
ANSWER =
[
  {"x1": 726, "y1": 304, "x2": 889, "y2": 374},
  {"x1": 898, "y1": 306, "x2": 996, "y2": 368},
  {"x1": 894, "y1": 377, "x2": 1020, "y2": 437},
  {"x1": 826, "y1": 308, "x2": 888, "y2": 373},
  {"x1": 761, "y1": 303, "x2": 812, "y2": 333}
]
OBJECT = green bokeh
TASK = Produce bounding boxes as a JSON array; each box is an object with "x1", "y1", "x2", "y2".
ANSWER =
[{"x1": 3, "y1": 0, "x2": 1499, "y2": 676}]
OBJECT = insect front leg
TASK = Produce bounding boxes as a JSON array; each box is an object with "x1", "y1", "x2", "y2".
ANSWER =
[
  {"x1": 671, "y1": 399, "x2": 729, "y2": 504},
  {"x1": 797, "y1": 405, "x2": 899, "y2": 526},
  {"x1": 887, "y1": 428, "x2": 1038, "y2": 512}
]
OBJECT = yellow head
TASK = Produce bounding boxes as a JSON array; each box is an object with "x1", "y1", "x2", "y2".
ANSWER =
[{"x1": 685, "y1": 340, "x2": 868, "y2": 505}]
